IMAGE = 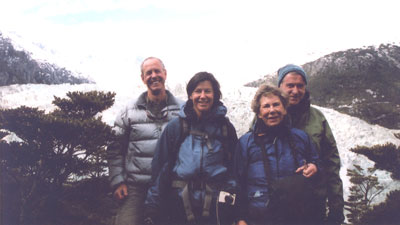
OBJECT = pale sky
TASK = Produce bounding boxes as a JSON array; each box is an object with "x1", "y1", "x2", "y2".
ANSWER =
[{"x1": 1, "y1": 0, "x2": 399, "y2": 91}]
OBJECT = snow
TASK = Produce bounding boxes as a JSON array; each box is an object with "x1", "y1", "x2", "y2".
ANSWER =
[
  {"x1": 1, "y1": 82, "x2": 400, "y2": 216},
  {"x1": 314, "y1": 105, "x2": 400, "y2": 204},
  {"x1": 1, "y1": 31, "x2": 91, "y2": 80},
  {"x1": 365, "y1": 89, "x2": 377, "y2": 98}
]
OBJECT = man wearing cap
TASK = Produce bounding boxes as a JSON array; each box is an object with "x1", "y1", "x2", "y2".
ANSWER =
[
  {"x1": 277, "y1": 64, "x2": 344, "y2": 225},
  {"x1": 107, "y1": 57, "x2": 183, "y2": 225}
]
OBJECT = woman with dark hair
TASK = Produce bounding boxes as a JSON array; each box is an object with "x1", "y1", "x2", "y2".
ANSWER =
[
  {"x1": 144, "y1": 72, "x2": 238, "y2": 225},
  {"x1": 234, "y1": 84, "x2": 320, "y2": 225}
]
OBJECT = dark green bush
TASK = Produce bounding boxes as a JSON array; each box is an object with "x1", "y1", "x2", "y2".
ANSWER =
[{"x1": 351, "y1": 143, "x2": 400, "y2": 179}]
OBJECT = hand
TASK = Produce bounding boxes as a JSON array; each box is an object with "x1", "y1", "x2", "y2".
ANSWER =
[
  {"x1": 114, "y1": 183, "x2": 128, "y2": 200},
  {"x1": 144, "y1": 217, "x2": 155, "y2": 225},
  {"x1": 236, "y1": 220, "x2": 248, "y2": 225},
  {"x1": 296, "y1": 163, "x2": 317, "y2": 178}
]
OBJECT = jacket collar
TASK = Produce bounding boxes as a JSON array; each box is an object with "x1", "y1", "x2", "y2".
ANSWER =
[
  {"x1": 180, "y1": 100, "x2": 227, "y2": 122},
  {"x1": 287, "y1": 90, "x2": 311, "y2": 127},
  {"x1": 136, "y1": 90, "x2": 178, "y2": 109},
  {"x1": 253, "y1": 117, "x2": 291, "y2": 144},
  {"x1": 288, "y1": 90, "x2": 311, "y2": 115}
]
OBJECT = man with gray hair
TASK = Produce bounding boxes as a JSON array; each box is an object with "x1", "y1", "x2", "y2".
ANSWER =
[{"x1": 107, "y1": 57, "x2": 183, "y2": 225}]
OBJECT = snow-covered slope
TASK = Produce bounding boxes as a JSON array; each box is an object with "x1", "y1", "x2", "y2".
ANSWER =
[
  {"x1": 316, "y1": 105, "x2": 400, "y2": 203},
  {"x1": 221, "y1": 85, "x2": 400, "y2": 205},
  {"x1": 1, "y1": 83, "x2": 399, "y2": 209}
]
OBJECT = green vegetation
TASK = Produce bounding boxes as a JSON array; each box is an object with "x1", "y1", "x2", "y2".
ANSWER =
[
  {"x1": 305, "y1": 45, "x2": 400, "y2": 129},
  {"x1": 0, "y1": 91, "x2": 116, "y2": 225},
  {"x1": 351, "y1": 143, "x2": 400, "y2": 179},
  {"x1": 345, "y1": 164, "x2": 385, "y2": 225},
  {"x1": 359, "y1": 190, "x2": 400, "y2": 225},
  {"x1": 347, "y1": 139, "x2": 400, "y2": 225}
]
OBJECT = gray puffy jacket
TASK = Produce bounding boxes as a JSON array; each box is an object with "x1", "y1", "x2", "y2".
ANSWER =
[{"x1": 107, "y1": 90, "x2": 183, "y2": 189}]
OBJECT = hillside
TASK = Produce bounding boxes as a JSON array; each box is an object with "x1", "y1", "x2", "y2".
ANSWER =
[
  {"x1": 246, "y1": 44, "x2": 400, "y2": 129},
  {"x1": 0, "y1": 32, "x2": 91, "y2": 86}
]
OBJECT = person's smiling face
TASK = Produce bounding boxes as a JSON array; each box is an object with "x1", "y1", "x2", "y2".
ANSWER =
[
  {"x1": 258, "y1": 94, "x2": 287, "y2": 127},
  {"x1": 279, "y1": 72, "x2": 306, "y2": 106},
  {"x1": 190, "y1": 80, "x2": 214, "y2": 117},
  {"x1": 141, "y1": 58, "x2": 167, "y2": 96}
]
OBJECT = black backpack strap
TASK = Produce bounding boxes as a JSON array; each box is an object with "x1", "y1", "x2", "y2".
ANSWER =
[
  {"x1": 221, "y1": 118, "x2": 229, "y2": 138},
  {"x1": 287, "y1": 135, "x2": 299, "y2": 168},
  {"x1": 259, "y1": 136, "x2": 273, "y2": 189},
  {"x1": 287, "y1": 132, "x2": 309, "y2": 168},
  {"x1": 180, "y1": 117, "x2": 190, "y2": 144},
  {"x1": 173, "y1": 117, "x2": 190, "y2": 155},
  {"x1": 218, "y1": 117, "x2": 232, "y2": 162}
]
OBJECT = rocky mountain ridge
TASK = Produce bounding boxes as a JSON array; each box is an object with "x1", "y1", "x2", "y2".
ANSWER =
[
  {"x1": 0, "y1": 32, "x2": 91, "y2": 86},
  {"x1": 246, "y1": 44, "x2": 400, "y2": 129}
]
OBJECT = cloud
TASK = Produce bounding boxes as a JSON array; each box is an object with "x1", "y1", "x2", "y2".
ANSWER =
[{"x1": 1, "y1": 0, "x2": 400, "y2": 91}]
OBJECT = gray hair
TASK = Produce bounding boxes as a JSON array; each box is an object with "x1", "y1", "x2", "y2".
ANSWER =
[
  {"x1": 251, "y1": 84, "x2": 289, "y2": 115},
  {"x1": 140, "y1": 57, "x2": 165, "y2": 76}
]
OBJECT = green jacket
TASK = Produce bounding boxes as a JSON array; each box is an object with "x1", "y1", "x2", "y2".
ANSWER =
[{"x1": 288, "y1": 91, "x2": 344, "y2": 222}]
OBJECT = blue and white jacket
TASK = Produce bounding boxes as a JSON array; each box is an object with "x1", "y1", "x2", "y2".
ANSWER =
[{"x1": 145, "y1": 100, "x2": 238, "y2": 214}]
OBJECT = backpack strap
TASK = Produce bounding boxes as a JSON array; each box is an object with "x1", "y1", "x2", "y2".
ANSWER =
[
  {"x1": 190, "y1": 130, "x2": 214, "y2": 152},
  {"x1": 287, "y1": 131, "x2": 310, "y2": 168},
  {"x1": 172, "y1": 180, "x2": 214, "y2": 221},
  {"x1": 172, "y1": 180, "x2": 196, "y2": 222},
  {"x1": 179, "y1": 117, "x2": 190, "y2": 146},
  {"x1": 218, "y1": 117, "x2": 232, "y2": 162},
  {"x1": 287, "y1": 134, "x2": 300, "y2": 168},
  {"x1": 202, "y1": 184, "x2": 213, "y2": 218},
  {"x1": 259, "y1": 136, "x2": 274, "y2": 189},
  {"x1": 169, "y1": 117, "x2": 232, "y2": 221},
  {"x1": 176, "y1": 116, "x2": 231, "y2": 156},
  {"x1": 221, "y1": 119, "x2": 228, "y2": 137}
]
